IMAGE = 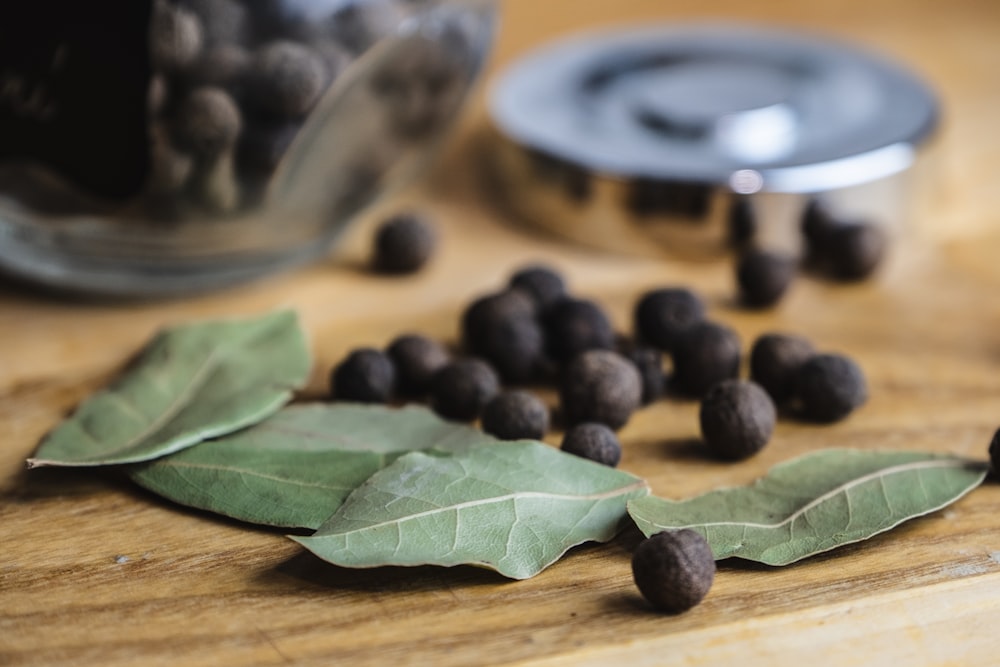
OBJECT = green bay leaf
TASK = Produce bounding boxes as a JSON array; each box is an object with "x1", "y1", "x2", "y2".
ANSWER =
[
  {"x1": 28, "y1": 310, "x2": 310, "y2": 468},
  {"x1": 292, "y1": 441, "x2": 650, "y2": 580},
  {"x1": 628, "y1": 449, "x2": 988, "y2": 566},
  {"x1": 128, "y1": 404, "x2": 495, "y2": 528}
]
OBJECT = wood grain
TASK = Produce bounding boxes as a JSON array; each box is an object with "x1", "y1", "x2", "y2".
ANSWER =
[{"x1": 3, "y1": 1, "x2": 1000, "y2": 665}]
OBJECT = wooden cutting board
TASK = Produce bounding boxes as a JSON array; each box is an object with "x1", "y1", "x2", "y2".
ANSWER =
[{"x1": 3, "y1": 1, "x2": 1000, "y2": 664}]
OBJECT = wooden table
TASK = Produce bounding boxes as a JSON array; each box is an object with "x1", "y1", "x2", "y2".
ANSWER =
[{"x1": 4, "y1": 1, "x2": 1000, "y2": 664}]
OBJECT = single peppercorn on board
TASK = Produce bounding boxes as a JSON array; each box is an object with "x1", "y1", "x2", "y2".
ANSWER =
[{"x1": 627, "y1": 450, "x2": 988, "y2": 566}]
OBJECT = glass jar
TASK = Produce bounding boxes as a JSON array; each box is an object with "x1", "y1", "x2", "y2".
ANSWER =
[{"x1": 0, "y1": 0, "x2": 497, "y2": 296}]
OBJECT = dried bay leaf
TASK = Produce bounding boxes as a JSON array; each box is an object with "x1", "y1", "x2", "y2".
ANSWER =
[
  {"x1": 128, "y1": 404, "x2": 495, "y2": 528},
  {"x1": 28, "y1": 310, "x2": 310, "y2": 468},
  {"x1": 292, "y1": 441, "x2": 650, "y2": 580},
  {"x1": 628, "y1": 449, "x2": 988, "y2": 566}
]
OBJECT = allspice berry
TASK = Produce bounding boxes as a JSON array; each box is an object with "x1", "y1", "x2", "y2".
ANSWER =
[
  {"x1": 736, "y1": 249, "x2": 796, "y2": 309},
  {"x1": 989, "y1": 429, "x2": 1000, "y2": 475},
  {"x1": 151, "y1": 2, "x2": 204, "y2": 72},
  {"x1": 635, "y1": 288, "x2": 705, "y2": 351},
  {"x1": 172, "y1": 86, "x2": 242, "y2": 160},
  {"x1": 795, "y1": 353, "x2": 868, "y2": 423},
  {"x1": 671, "y1": 321, "x2": 741, "y2": 397},
  {"x1": 430, "y1": 359, "x2": 500, "y2": 422},
  {"x1": 543, "y1": 298, "x2": 615, "y2": 363},
  {"x1": 699, "y1": 380, "x2": 776, "y2": 460},
  {"x1": 632, "y1": 530, "x2": 716, "y2": 614},
  {"x1": 386, "y1": 334, "x2": 450, "y2": 397},
  {"x1": 461, "y1": 290, "x2": 544, "y2": 383},
  {"x1": 509, "y1": 264, "x2": 567, "y2": 310},
  {"x1": 560, "y1": 350, "x2": 642, "y2": 430},
  {"x1": 826, "y1": 222, "x2": 886, "y2": 281},
  {"x1": 750, "y1": 333, "x2": 816, "y2": 405},
  {"x1": 330, "y1": 348, "x2": 396, "y2": 403},
  {"x1": 621, "y1": 343, "x2": 665, "y2": 405},
  {"x1": 249, "y1": 41, "x2": 327, "y2": 118},
  {"x1": 561, "y1": 423, "x2": 622, "y2": 467},
  {"x1": 372, "y1": 212, "x2": 438, "y2": 275},
  {"x1": 481, "y1": 391, "x2": 550, "y2": 441}
]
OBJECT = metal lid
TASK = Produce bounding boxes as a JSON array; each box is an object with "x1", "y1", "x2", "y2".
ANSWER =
[{"x1": 489, "y1": 23, "x2": 938, "y2": 194}]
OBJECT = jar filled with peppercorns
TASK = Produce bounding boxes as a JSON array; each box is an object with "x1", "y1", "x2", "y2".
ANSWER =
[{"x1": 0, "y1": 0, "x2": 496, "y2": 296}]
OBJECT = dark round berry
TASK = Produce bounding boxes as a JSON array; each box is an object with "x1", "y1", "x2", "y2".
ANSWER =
[
  {"x1": 481, "y1": 391, "x2": 550, "y2": 441},
  {"x1": 728, "y1": 197, "x2": 756, "y2": 250},
  {"x1": 430, "y1": 359, "x2": 500, "y2": 422},
  {"x1": 699, "y1": 380, "x2": 776, "y2": 460},
  {"x1": 330, "y1": 348, "x2": 396, "y2": 403},
  {"x1": 671, "y1": 321, "x2": 741, "y2": 397},
  {"x1": 560, "y1": 423, "x2": 622, "y2": 467},
  {"x1": 372, "y1": 213, "x2": 438, "y2": 275},
  {"x1": 825, "y1": 222, "x2": 886, "y2": 281},
  {"x1": 634, "y1": 288, "x2": 705, "y2": 351},
  {"x1": 560, "y1": 350, "x2": 642, "y2": 430},
  {"x1": 508, "y1": 264, "x2": 567, "y2": 310},
  {"x1": 172, "y1": 87, "x2": 242, "y2": 160},
  {"x1": 795, "y1": 353, "x2": 868, "y2": 423},
  {"x1": 543, "y1": 298, "x2": 615, "y2": 364},
  {"x1": 622, "y1": 344, "x2": 665, "y2": 405},
  {"x1": 461, "y1": 290, "x2": 544, "y2": 383},
  {"x1": 736, "y1": 249, "x2": 796, "y2": 309},
  {"x1": 989, "y1": 429, "x2": 1000, "y2": 476},
  {"x1": 386, "y1": 334, "x2": 450, "y2": 397},
  {"x1": 802, "y1": 199, "x2": 836, "y2": 251},
  {"x1": 632, "y1": 530, "x2": 715, "y2": 614},
  {"x1": 248, "y1": 41, "x2": 326, "y2": 118},
  {"x1": 749, "y1": 333, "x2": 816, "y2": 405}
]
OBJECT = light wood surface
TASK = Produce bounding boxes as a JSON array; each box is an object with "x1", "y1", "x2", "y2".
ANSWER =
[{"x1": 4, "y1": 1, "x2": 1000, "y2": 665}]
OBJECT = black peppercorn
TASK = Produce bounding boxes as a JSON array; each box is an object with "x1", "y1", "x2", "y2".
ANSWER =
[
  {"x1": 671, "y1": 321, "x2": 741, "y2": 397},
  {"x1": 183, "y1": 0, "x2": 250, "y2": 46},
  {"x1": 372, "y1": 212, "x2": 438, "y2": 275},
  {"x1": 461, "y1": 290, "x2": 544, "y2": 383},
  {"x1": 151, "y1": 3, "x2": 204, "y2": 72},
  {"x1": 330, "y1": 348, "x2": 396, "y2": 403},
  {"x1": 430, "y1": 359, "x2": 500, "y2": 422},
  {"x1": 171, "y1": 86, "x2": 242, "y2": 160},
  {"x1": 560, "y1": 422, "x2": 622, "y2": 467},
  {"x1": 508, "y1": 264, "x2": 567, "y2": 311},
  {"x1": 825, "y1": 222, "x2": 887, "y2": 281},
  {"x1": 699, "y1": 380, "x2": 776, "y2": 460},
  {"x1": 795, "y1": 353, "x2": 868, "y2": 423},
  {"x1": 543, "y1": 298, "x2": 616, "y2": 364},
  {"x1": 802, "y1": 199, "x2": 836, "y2": 255},
  {"x1": 989, "y1": 429, "x2": 1000, "y2": 476},
  {"x1": 560, "y1": 350, "x2": 642, "y2": 430},
  {"x1": 632, "y1": 530, "x2": 715, "y2": 614},
  {"x1": 749, "y1": 333, "x2": 816, "y2": 405},
  {"x1": 386, "y1": 334, "x2": 450, "y2": 397},
  {"x1": 620, "y1": 342, "x2": 665, "y2": 405},
  {"x1": 634, "y1": 288, "x2": 705, "y2": 351},
  {"x1": 728, "y1": 196, "x2": 756, "y2": 250},
  {"x1": 736, "y1": 249, "x2": 796, "y2": 309},
  {"x1": 248, "y1": 41, "x2": 327, "y2": 119},
  {"x1": 481, "y1": 391, "x2": 550, "y2": 441}
]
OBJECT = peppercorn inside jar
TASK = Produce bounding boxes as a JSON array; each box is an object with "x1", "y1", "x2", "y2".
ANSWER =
[{"x1": 0, "y1": 0, "x2": 497, "y2": 296}]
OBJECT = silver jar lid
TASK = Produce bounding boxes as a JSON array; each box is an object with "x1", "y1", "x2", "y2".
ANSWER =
[{"x1": 487, "y1": 23, "x2": 939, "y2": 257}]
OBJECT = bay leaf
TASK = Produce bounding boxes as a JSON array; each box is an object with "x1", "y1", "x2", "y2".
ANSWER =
[
  {"x1": 27, "y1": 310, "x2": 311, "y2": 468},
  {"x1": 128, "y1": 404, "x2": 495, "y2": 528},
  {"x1": 292, "y1": 441, "x2": 650, "y2": 580},
  {"x1": 628, "y1": 449, "x2": 988, "y2": 566}
]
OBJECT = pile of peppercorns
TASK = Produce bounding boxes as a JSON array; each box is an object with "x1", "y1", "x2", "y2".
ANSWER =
[
  {"x1": 332, "y1": 246, "x2": 871, "y2": 615},
  {"x1": 143, "y1": 0, "x2": 463, "y2": 219},
  {"x1": 732, "y1": 197, "x2": 888, "y2": 309},
  {"x1": 331, "y1": 259, "x2": 869, "y2": 469}
]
